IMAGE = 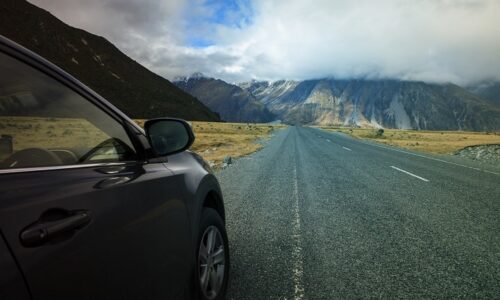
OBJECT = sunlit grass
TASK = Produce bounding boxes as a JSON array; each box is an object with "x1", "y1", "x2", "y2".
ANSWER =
[
  {"x1": 318, "y1": 126, "x2": 500, "y2": 154},
  {"x1": 136, "y1": 120, "x2": 286, "y2": 166}
]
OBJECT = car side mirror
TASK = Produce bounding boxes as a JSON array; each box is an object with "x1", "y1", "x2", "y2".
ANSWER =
[{"x1": 144, "y1": 118, "x2": 195, "y2": 157}]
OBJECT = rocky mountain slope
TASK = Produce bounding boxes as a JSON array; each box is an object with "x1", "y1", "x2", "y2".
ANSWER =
[
  {"x1": 0, "y1": 0, "x2": 220, "y2": 121},
  {"x1": 467, "y1": 81, "x2": 500, "y2": 106},
  {"x1": 240, "y1": 79, "x2": 500, "y2": 131},
  {"x1": 174, "y1": 74, "x2": 275, "y2": 123}
]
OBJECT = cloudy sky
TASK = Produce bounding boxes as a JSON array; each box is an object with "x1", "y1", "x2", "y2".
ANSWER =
[{"x1": 30, "y1": 0, "x2": 500, "y2": 85}]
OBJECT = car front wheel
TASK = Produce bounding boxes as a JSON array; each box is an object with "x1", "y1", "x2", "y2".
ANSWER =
[{"x1": 196, "y1": 208, "x2": 230, "y2": 300}]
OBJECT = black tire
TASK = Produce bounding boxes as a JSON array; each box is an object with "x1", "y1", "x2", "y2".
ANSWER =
[{"x1": 195, "y1": 208, "x2": 230, "y2": 300}]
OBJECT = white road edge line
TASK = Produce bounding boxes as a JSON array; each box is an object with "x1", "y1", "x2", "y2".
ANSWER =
[
  {"x1": 353, "y1": 135, "x2": 500, "y2": 176},
  {"x1": 342, "y1": 146, "x2": 352, "y2": 151},
  {"x1": 390, "y1": 166, "x2": 429, "y2": 182},
  {"x1": 292, "y1": 166, "x2": 305, "y2": 300},
  {"x1": 316, "y1": 127, "x2": 499, "y2": 176}
]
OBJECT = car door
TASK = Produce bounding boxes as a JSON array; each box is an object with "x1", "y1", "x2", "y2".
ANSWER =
[
  {"x1": 0, "y1": 234, "x2": 30, "y2": 300},
  {"x1": 0, "y1": 46, "x2": 193, "y2": 299}
]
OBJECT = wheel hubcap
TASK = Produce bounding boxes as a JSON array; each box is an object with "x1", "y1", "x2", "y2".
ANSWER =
[{"x1": 198, "y1": 226, "x2": 225, "y2": 299}]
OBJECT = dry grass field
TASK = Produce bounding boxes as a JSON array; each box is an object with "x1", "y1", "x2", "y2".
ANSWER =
[
  {"x1": 191, "y1": 122, "x2": 283, "y2": 165},
  {"x1": 135, "y1": 120, "x2": 284, "y2": 166},
  {"x1": 318, "y1": 126, "x2": 500, "y2": 154}
]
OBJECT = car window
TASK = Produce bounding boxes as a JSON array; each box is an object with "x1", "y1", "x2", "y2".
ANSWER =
[{"x1": 0, "y1": 51, "x2": 137, "y2": 170}]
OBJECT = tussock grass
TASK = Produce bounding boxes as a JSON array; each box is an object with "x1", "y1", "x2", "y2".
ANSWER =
[
  {"x1": 318, "y1": 126, "x2": 500, "y2": 154},
  {"x1": 136, "y1": 120, "x2": 285, "y2": 166}
]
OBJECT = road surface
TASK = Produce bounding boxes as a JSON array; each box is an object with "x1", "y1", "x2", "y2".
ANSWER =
[{"x1": 216, "y1": 126, "x2": 500, "y2": 299}]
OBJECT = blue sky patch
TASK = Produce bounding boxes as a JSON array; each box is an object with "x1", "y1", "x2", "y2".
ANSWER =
[{"x1": 184, "y1": 0, "x2": 253, "y2": 48}]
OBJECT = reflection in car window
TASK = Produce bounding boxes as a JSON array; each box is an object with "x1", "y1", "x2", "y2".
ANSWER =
[{"x1": 0, "y1": 51, "x2": 136, "y2": 169}]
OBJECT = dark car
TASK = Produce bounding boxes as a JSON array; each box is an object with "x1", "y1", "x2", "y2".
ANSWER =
[{"x1": 0, "y1": 35, "x2": 229, "y2": 300}]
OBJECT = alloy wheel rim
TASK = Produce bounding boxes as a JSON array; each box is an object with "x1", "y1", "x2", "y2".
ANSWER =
[{"x1": 198, "y1": 225, "x2": 225, "y2": 299}]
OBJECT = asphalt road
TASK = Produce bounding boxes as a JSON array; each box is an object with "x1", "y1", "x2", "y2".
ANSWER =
[{"x1": 216, "y1": 126, "x2": 500, "y2": 299}]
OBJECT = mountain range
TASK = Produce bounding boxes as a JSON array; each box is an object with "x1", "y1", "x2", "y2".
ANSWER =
[
  {"x1": 239, "y1": 79, "x2": 500, "y2": 131},
  {"x1": 175, "y1": 75, "x2": 500, "y2": 131},
  {"x1": 0, "y1": 0, "x2": 220, "y2": 121}
]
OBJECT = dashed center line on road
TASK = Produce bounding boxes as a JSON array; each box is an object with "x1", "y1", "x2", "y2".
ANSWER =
[
  {"x1": 390, "y1": 166, "x2": 429, "y2": 182},
  {"x1": 291, "y1": 166, "x2": 305, "y2": 300},
  {"x1": 342, "y1": 146, "x2": 352, "y2": 151}
]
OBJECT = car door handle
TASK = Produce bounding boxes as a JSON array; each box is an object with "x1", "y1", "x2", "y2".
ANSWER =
[{"x1": 20, "y1": 210, "x2": 91, "y2": 247}]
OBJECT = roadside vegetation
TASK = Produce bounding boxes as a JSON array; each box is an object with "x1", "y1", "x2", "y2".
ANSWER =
[
  {"x1": 317, "y1": 126, "x2": 500, "y2": 154},
  {"x1": 190, "y1": 122, "x2": 284, "y2": 166},
  {"x1": 135, "y1": 120, "x2": 285, "y2": 167}
]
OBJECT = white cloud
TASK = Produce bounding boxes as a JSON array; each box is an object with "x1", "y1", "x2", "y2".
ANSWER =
[
  {"x1": 29, "y1": 0, "x2": 188, "y2": 66},
  {"x1": 30, "y1": 0, "x2": 500, "y2": 85}
]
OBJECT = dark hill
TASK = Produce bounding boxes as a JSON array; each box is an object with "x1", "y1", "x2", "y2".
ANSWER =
[{"x1": 0, "y1": 0, "x2": 220, "y2": 121}]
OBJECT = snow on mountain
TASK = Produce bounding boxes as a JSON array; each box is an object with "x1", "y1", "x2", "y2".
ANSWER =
[{"x1": 240, "y1": 79, "x2": 500, "y2": 130}]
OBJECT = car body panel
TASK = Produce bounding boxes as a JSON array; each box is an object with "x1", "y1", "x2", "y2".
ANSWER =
[
  {"x1": 0, "y1": 162, "x2": 192, "y2": 299},
  {"x1": 164, "y1": 151, "x2": 225, "y2": 245},
  {"x1": 0, "y1": 233, "x2": 31, "y2": 300},
  {"x1": 0, "y1": 35, "x2": 226, "y2": 299}
]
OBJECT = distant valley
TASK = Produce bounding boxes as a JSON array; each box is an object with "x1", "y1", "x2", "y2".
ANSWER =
[{"x1": 174, "y1": 74, "x2": 275, "y2": 123}]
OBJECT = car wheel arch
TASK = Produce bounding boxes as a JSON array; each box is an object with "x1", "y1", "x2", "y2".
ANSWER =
[
  {"x1": 189, "y1": 173, "x2": 225, "y2": 241},
  {"x1": 186, "y1": 174, "x2": 226, "y2": 298},
  {"x1": 202, "y1": 189, "x2": 225, "y2": 224}
]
